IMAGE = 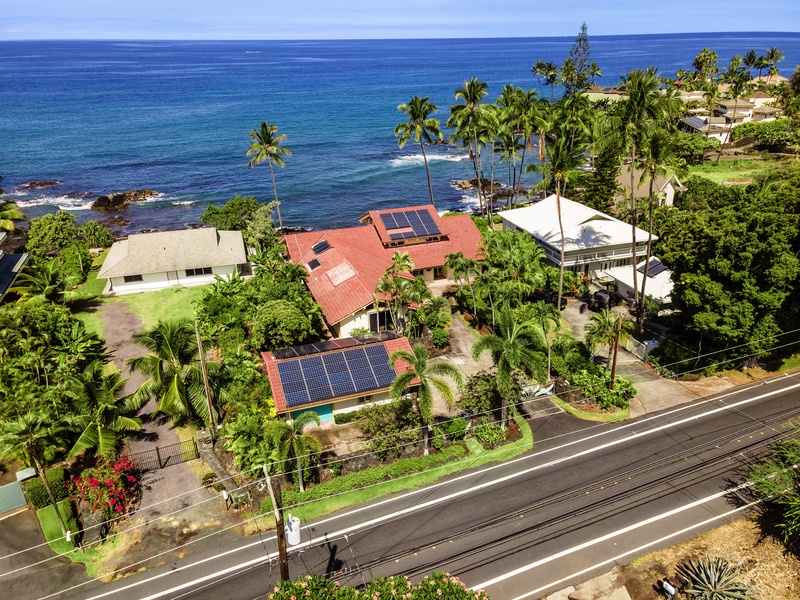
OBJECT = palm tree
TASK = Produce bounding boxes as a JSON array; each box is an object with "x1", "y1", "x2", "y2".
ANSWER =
[
  {"x1": 0, "y1": 411, "x2": 68, "y2": 535},
  {"x1": 614, "y1": 68, "x2": 679, "y2": 313},
  {"x1": 635, "y1": 129, "x2": 682, "y2": 334},
  {"x1": 8, "y1": 258, "x2": 83, "y2": 304},
  {"x1": 472, "y1": 310, "x2": 546, "y2": 428},
  {"x1": 532, "y1": 99, "x2": 556, "y2": 196},
  {"x1": 66, "y1": 361, "x2": 144, "y2": 457},
  {"x1": 265, "y1": 410, "x2": 320, "y2": 492},
  {"x1": 390, "y1": 343, "x2": 464, "y2": 455},
  {"x1": 531, "y1": 60, "x2": 547, "y2": 96},
  {"x1": 743, "y1": 50, "x2": 759, "y2": 81},
  {"x1": 527, "y1": 301, "x2": 560, "y2": 381},
  {"x1": 0, "y1": 201, "x2": 24, "y2": 232},
  {"x1": 375, "y1": 251, "x2": 415, "y2": 335},
  {"x1": 448, "y1": 77, "x2": 490, "y2": 216},
  {"x1": 528, "y1": 135, "x2": 588, "y2": 313},
  {"x1": 765, "y1": 46, "x2": 785, "y2": 83},
  {"x1": 542, "y1": 62, "x2": 560, "y2": 101},
  {"x1": 395, "y1": 96, "x2": 444, "y2": 206},
  {"x1": 127, "y1": 319, "x2": 221, "y2": 427},
  {"x1": 585, "y1": 309, "x2": 633, "y2": 373},
  {"x1": 246, "y1": 121, "x2": 292, "y2": 229},
  {"x1": 446, "y1": 251, "x2": 481, "y2": 323}
]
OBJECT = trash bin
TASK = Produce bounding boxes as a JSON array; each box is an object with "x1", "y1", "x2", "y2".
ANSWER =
[{"x1": 285, "y1": 515, "x2": 301, "y2": 546}]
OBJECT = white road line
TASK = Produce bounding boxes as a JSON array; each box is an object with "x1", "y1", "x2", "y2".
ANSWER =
[
  {"x1": 506, "y1": 498, "x2": 760, "y2": 600},
  {"x1": 76, "y1": 380, "x2": 798, "y2": 600},
  {"x1": 471, "y1": 482, "x2": 752, "y2": 591}
]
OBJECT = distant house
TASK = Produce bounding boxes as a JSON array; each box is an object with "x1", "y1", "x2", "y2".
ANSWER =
[
  {"x1": 283, "y1": 205, "x2": 483, "y2": 338},
  {"x1": 680, "y1": 89, "x2": 781, "y2": 143},
  {"x1": 679, "y1": 115, "x2": 733, "y2": 144},
  {"x1": 261, "y1": 332, "x2": 415, "y2": 421},
  {"x1": 499, "y1": 194, "x2": 652, "y2": 279},
  {"x1": 616, "y1": 166, "x2": 686, "y2": 207},
  {"x1": 0, "y1": 232, "x2": 29, "y2": 302},
  {"x1": 603, "y1": 257, "x2": 674, "y2": 306},
  {"x1": 98, "y1": 227, "x2": 248, "y2": 295}
]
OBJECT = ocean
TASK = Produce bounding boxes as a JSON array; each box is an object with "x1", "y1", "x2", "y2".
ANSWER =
[{"x1": 2, "y1": 33, "x2": 799, "y2": 235}]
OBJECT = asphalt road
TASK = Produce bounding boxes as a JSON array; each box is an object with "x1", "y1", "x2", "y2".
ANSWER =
[{"x1": 57, "y1": 373, "x2": 800, "y2": 600}]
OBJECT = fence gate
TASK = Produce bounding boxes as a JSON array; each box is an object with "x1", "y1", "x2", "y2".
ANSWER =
[{"x1": 126, "y1": 439, "x2": 199, "y2": 472}]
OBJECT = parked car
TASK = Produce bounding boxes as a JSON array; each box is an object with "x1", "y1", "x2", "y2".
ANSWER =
[
  {"x1": 532, "y1": 289, "x2": 567, "y2": 310},
  {"x1": 588, "y1": 289, "x2": 623, "y2": 311}
]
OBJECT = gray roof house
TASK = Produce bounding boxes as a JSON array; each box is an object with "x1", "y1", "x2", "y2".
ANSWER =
[{"x1": 98, "y1": 227, "x2": 248, "y2": 295}]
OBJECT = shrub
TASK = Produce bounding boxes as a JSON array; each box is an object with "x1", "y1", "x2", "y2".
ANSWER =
[
  {"x1": 430, "y1": 426, "x2": 445, "y2": 450},
  {"x1": 70, "y1": 454, "x2": 140, "y2": 521},
  {"x1": 333, "y1": 409, "x2": 364, "y2": 425},
  {"x1": 676, "y1": 556, "x2": 757, "y2": 599},
  {"x1": 569, "y1": 369, "x2": 636, "y2": 411},
  {"x1": 430, "y1": 327, "x2": 451, "y2": 348},
  {"x1": 348, "y1": 327, "x2": 372, "y2": 337},
  {"x1": 473, "y1": 422, "x2": 505, "y2": 448},
  {"x1": 359, "y1": 397, "x2": 421, "y2": 460},
  {"x1": 444, "y1": 417, "x2": 467, "y2": 441},
  {"x1": 25, "y1": 467, "x2": 69, "y2": 509},
  {"x1": 459, "y1": 371, "x2": 503, "y2": 417},
  {"x1": 79, "y1": 220, "x2": 114, "y2": 248}
]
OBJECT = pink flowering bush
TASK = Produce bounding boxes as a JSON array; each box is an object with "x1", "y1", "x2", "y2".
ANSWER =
[
  {"x1": 266, "y1": 573, "x2": 489, "y2": 599},
  {"x1": 70, "y1": 454, "x2": 140, "y2": 521}
]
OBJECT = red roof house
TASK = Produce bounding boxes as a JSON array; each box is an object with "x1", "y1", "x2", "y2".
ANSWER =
[
  {"x1": 283, "y1": 206, "x2": 483, "y2": 337},
  {"x1": 261, "y1": 332, "x2": 415, "y2": 420}
]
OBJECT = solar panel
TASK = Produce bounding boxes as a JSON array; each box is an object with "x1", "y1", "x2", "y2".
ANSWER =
[
  {"x1": 394, "y1": 212, "x2": 410, "y2": 228},
  {"x1": 380, "y1": 213, "x2": 398, "y2": 230},
  {"x1": 389, "y1": 232, "x2": 404, "y2": 240},
  {"x1": 308, "y1": 258, "x2": 321, "y2": 271},
  {"x1": 638, "y1": 258, "x2": 668, "y2": 277},
  {"x1": 276, "y1": 342, "x2": 399, "y2": 409},
  {"x1": 311, "y1": 239, "x2": 331, "y2": 255}
]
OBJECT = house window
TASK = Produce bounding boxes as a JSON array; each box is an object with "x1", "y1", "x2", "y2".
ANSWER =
[
  {"x1": 369, "y1": 311, "x2": 390, "y2": 333},
  {"x1": 412, "y1": 269, "x2": 424, "y2": 277},
  {"x1": 433, "y1": 266, "x2": 446, "y2": 280},
  {"x1": 185, "y1": 267, "x2": 213, "y2": 277},
  {"x1": 123, "y1": 274, "x2": 143, "y2": 283},
  {"x1": 357, "y1": 395, "x2": 373, "y2": 405}
]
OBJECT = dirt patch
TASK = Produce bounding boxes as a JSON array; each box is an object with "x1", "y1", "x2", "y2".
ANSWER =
[{"x1": 617, "y1": 518, "x2": 800, "y2": 600}]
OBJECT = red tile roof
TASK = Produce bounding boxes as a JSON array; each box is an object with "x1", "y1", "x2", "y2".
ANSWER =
[
  {"x1": 261, "y1": 335, "x2": 415, "y2": 414},
  {"x1": 361, "y1": 205, "x2": 450, "y2": 245},
  {"x1": 283, "y1": 207, "x2": 483, "y2": 326}
]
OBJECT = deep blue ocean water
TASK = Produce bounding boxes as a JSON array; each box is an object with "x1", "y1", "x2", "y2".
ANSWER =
[{"x1": 2, "y1": 33, "x2": 799, "y2": 234}]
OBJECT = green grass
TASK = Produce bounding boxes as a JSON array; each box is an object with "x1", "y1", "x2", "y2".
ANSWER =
[
  {"x1": 115, "y1": 286, "x2": 206, "y2": 329},
  {"x1": 78, "y1": 250, "x2": 110, "y2": 297},
  {"x1": 688, "y1": 158, "x2": 773, "y2": 184},
  {"x1": 287, "y1": 414, "x2": 533, "y2": 523},
  {"x1": 38, "y1": 500, "x2": 79, "y2": 555},
  {"x1": 552, "y1": 396, "x2": 629, "y2": 423}
]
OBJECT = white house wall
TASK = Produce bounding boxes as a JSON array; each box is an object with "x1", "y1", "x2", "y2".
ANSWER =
[
  {"x1": 107, "y1": 265, "x2": 238, "y2": 295},
  {"x1": 333, "y1": 390, "x2": 393, "y2": 415}
]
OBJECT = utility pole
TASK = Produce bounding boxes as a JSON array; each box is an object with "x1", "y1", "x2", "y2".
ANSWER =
[
  {"x1": 194, "y1": 320, "x2": 218, "y2": 433},
  {"x1": 609, "y1": 315, "x2": 622, "y2": 391},
  {"x1": 264, "y1": 466, "x2": 289, "y2": 582}
]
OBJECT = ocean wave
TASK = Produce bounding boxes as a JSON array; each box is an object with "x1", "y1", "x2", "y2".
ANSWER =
[
  {"x1": 171, "y1": 200, "x2": 196, "y2": 206},
  {"x1": 15, "y1": 195, "x2": 94, "y2": 211},
  {"x1": 457, "y1": 190, "x2": 481, "y2": 211},
  {"x1": 389, "y1": 153, "x2": 468, "y2": 168}
]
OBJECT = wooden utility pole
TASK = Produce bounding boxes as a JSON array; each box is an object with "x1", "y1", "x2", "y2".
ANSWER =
[
  {"x1": 265, "y1": 468, "x2": 289, "y2": 581},
  {"x1": 194, "y1": 320, "x2": 217, "y2": 432},
  {"x1": 609, "y1": 316, "x2": 622, "y2": 391}
]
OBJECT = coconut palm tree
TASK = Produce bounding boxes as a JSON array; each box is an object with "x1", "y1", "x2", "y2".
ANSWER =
[
  {"x1": 614, "y1": 68, "x2": 680, "y2": 313},
  {"x1": 8, "y1": 258, "x2": 83, "y2": 305},
  {"x1": 375, "y1": 251, "x2": 415, "y2": 335},
  {"x1": 765, "y1": 46, "x2": 785, "y2": 83},
  {"x1": 265, "y1": 410, "x2": 321, "y2": 493},
  {"x1": 585, "y1": 309, "x2": 633, "y2": 370},
  {"x1": 635, "y1": 129, "x2": 682, "y2": 334},
  {"x1": 66, "y1": 361, "x2": 144, "y2": 457},
  {"x1": 528, "y1": 135, "x2": 588, "y2": 314},
  {"x1": 446, "y1": 251, "x2": 481, "y2": 323},
  {"x1": 0, "y1": 411, "x2": 68, "y2": 535},
  {"x1": 527, "y1": 301, "x2": 560, "y2": 381},
  {"x1": 743, "y1": 50, "x2": 759, "y2": 81},
  {"x1": 246, "y1": 121, "x2": 292, "y2": 229},
  {"x1": 390, "y1": 343, "x2": 464, "y2": 455},
  {"x1": 448, "y1": 78, "x2": 490, "y2": 216},
  {"x1": 395, "y1": 96, "x2": 444, "y2": 206},
  {"x1": 0, "y1": 201, "x2": 24, "y2": 232},
  {"x1": 532, "y1": 100, "x2": 557, "y2": 196},
  {"x1": 472, "y1": 310, "x2": 546, "y2": 428},
  {"x1": 127, "y1": 319, "x2": 222, "y2": 427}
]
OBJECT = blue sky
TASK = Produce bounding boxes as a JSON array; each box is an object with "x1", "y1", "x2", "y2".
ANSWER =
[{"x1": 3, "y1": 0, "x2": 799, "y2": 40}]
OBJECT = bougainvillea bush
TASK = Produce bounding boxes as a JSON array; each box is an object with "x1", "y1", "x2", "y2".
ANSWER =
[
  {"x1": 266, "y1": 573, "x2": 490, "y2": 599},
  {"x1": 70, "y1": 454, "x2": 140, "y2": 521}
]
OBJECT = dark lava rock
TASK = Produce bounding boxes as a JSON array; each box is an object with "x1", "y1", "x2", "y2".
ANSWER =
[
  {"x1": 99, "y1": 215, "x2": 130, "y2": 227},
  {"x1": 20, "y1": 180, "x2": 62, "y2": 189},
  {"x1": 65, "y1": 191, "x2": 95, "y2": 199},
  {"x1": 91, "y1": 189, "x2": 158, "y2": 212},
  {"x1": 278, "y1": 226, "x2": 312, "y2": 234}
]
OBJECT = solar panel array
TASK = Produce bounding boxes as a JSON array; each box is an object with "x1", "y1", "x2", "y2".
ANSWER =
[
  {"x1": 311, "y1": 239, "x2": 331, "y2": 255},
  {"x1": 637, "y1": 258, "x2": 668, "y2": 277},
  {"x1": 380, "y1": 209, "x2": 441, "y2": 240},
  {"x1": 276, "y1": 345, "x2": 397, "y2": 407}
]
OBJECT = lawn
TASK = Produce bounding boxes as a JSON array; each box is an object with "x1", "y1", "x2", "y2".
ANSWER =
[
  {"x1": 688, "y1": 157, "x2": 774, "y2": 184},
  {"x1": 37, "y1": 499, "x2": 104, "y2": 574}
]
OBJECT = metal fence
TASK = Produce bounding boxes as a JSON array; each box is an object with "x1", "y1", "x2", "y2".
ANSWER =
[{"x1": 125, "y1": 438, "x2": 199, "y2": 472}]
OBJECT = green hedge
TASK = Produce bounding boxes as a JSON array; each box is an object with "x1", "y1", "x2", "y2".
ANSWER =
[
  {"x1": 262, "y1": 445, "x2": 467, "y2": 512},
  {"x1": 25, "y1": 467, "x2": 70, "y2": 509},
  {"x1": 37, "y1": 499, "x2": 81, "y2": 551}
]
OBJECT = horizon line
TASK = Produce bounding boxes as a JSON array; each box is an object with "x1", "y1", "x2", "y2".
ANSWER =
[{"x1": 3, "y1": 30, "x2": 800, "y2": 43}]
